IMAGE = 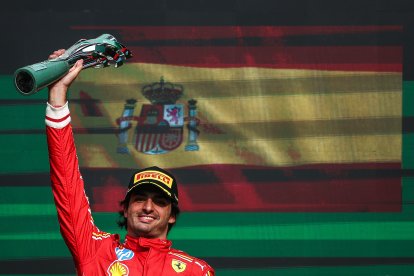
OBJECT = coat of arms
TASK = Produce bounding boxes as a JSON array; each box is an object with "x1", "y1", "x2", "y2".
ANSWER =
[{"x1": 116, "y1": 77, "x2": 199, "y2": 155}]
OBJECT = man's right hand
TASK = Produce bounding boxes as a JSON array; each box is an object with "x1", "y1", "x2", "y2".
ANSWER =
[{"x1": 48, "y1": 49, "x2": 83, "y2": 107}]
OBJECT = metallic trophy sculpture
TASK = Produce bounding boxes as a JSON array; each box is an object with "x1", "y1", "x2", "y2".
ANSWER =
[{"x1": 14, "y1": 34, "x2": 132, "y2": 95}]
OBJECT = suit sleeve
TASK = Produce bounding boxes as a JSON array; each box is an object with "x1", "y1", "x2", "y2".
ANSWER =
[
  {"x1": 193, "y1": 258, "x2": 215, "y2": 276},
  {"x1": 46, "y1": 102, "x2": 109, "y2": 266}
]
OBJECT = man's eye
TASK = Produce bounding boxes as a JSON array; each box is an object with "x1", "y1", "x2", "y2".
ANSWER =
[
  {"x1": 153, "y1": 198, "x2": 169, "y2": 206},
  {"x1": 134, "y1": 196, "x2": 146, "y2": 202}
]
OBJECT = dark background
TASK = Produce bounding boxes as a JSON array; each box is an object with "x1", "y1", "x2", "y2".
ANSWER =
[{"x1": 1, "y1": 0, "x2": 414, "y2": 79}]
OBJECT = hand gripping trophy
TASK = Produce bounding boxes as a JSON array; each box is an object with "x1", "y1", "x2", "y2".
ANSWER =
[{"x1": 14, "y1": 34, "x2": 132, "y2": 95}]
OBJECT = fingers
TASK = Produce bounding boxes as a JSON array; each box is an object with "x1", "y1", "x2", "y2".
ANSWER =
[
  {"x1": 48, "y1": 49, "x2": 65, "y2": 60},
  {"x1": 68, "y1": 59, "x2": 83, "y2": 73},
  {"x1": 65, "y1": 59, "x2": 84, "y2": 82}
]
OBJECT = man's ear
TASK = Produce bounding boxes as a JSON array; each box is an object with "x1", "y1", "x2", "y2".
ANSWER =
[
  {"x1": 123, "y1": 206, "x2": 128, "y2": 218},
  {"x1": 122, "y1": 195, "x2": 131, "y2": 218},
  {"x1": 168, "y1": 209, "x2": 176, "y2": 224},
  {"x1": 168, "y1": 215, "x2": 176, "y2": 224}
]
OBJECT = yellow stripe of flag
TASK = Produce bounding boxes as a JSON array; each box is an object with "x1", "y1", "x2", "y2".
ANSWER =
[{"x1": 72, "y1": 64, "x2": 401, "y2": 168}]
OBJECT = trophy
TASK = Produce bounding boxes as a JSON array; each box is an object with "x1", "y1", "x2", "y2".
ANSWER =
[{"x1": 14, "y1": 34, "x2": 132, "y2": 95}]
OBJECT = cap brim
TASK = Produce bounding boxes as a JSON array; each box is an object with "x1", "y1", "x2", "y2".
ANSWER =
[{"x1": 125, "y1": 181, "x2": 175, "y2": 202}]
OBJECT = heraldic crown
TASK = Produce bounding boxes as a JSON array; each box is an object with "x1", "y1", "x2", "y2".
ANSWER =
[{"x1": 142, "y1": 77, "x2": 184, "y2": 105}]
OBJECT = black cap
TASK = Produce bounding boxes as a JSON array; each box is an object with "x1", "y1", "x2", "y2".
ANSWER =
[{"x1": 125, "y1": 166, "x2": 179, "y2": 203}]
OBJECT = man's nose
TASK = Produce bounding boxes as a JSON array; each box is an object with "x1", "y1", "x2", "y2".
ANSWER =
[{"x1": 142, "y1": 198, "x2": 154, "y2": 212}]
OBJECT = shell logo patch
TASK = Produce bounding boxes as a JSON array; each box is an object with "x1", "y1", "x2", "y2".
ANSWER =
[
  {"x1": 172, "y1": 259, "x2": 187, "y2": 273},
  {"x1": 115, "y1": 246, "x2": 134, "y2": 261},
  {"x1": 107, "y1": 261, "x2": 129, "y2": 276}
]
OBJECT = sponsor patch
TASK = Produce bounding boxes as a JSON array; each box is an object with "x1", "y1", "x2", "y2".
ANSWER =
[
  {"x1": 115, "y1": 247, "x2": 134, "y2": 261},
  {"x1": 172, "y1": 259, "x2": 187, "y2": 273},
  {"x1": 107, "y1": 261, "x2": 129, "y2": 276},
  {"x1": 92, "y1": 231, "x2": 111, "y2": 240},
  {"x1": 134, "y1": 170, "x2": 173, "y2": 188}
]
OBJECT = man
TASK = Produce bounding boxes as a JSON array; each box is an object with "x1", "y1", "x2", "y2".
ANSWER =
[{"x1": 46, "y1": 49, "x2": 214, "y2": 275}]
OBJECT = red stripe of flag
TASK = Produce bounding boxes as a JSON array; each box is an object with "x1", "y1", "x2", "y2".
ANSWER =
[
  {"x1": 90, "y1": 163, "x2": 402, "y2": 212},
  {"x1": 128, "y1": 46, "x2": 402, "y2": 71}
]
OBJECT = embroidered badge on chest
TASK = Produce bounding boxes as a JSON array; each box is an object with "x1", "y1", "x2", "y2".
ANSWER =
[
  {"x1": 115, "y1": 246, "x2": 134, "y2": 261},
  {"x1": 172, "y1": 259, "x2": 187, "y2": 273},
  {"x1": 107, "y1": 261, "x2": 129, "y2": 276}
]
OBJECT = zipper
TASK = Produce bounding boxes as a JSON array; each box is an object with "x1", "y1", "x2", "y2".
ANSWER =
[{"x1": 142, "y1": 247, "x2": 152, "y2": 276}]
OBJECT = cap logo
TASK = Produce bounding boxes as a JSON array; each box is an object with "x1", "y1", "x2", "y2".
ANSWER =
[{"x1": 134, "y1": 170, "x2": 173, "y2": 188}]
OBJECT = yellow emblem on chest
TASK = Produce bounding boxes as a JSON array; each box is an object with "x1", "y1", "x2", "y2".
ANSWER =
[
  {"x1": 172, "y1": 259, "x2": 187, "y2": 273},
  {"x1": 108, "y1": 261, "x2": 129, "y2": 276}
]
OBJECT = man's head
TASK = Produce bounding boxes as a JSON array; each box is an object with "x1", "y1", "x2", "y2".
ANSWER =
[{"x1": 118, "y1": 166, "x2": 180, "y2": 239}]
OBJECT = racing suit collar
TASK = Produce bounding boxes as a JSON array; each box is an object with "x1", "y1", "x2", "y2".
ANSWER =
[{"x1": 124, "y1": 235, "x2": 172, "y2": 252}]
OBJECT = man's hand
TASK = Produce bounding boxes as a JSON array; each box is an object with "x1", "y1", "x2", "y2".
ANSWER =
[{"x1": 48, "y1": 49, "x2": 83, "y2": 107}]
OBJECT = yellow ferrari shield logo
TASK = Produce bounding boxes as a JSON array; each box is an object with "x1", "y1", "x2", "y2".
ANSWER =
[{"x1": 172, "y1": 259, "x2": 187, "y2": 273}]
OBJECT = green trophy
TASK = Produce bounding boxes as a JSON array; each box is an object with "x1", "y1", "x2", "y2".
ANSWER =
[{"x1": 14, "y1": 34, "x2": 132, "y2": 96}]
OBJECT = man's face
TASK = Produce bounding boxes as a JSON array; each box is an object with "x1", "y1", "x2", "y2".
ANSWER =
[{"x1": 124, "y1": 185, "x2": 176, "y2": 239}]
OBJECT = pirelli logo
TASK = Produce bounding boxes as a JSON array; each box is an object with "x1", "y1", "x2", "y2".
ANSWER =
[{"x1": 134, "y1": 170, "x2": 173, "y2": 188}]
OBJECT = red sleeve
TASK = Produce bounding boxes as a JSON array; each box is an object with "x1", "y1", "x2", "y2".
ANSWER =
[
  {"x1": 193, "y1": 258, "x2": 215, "y2": 276},
  {"x1": 171, "y1": 249, "x2": 215, "y2": 276},
  {"x1": 46, "y1": 102, "x2": 110, "y2": 266}
]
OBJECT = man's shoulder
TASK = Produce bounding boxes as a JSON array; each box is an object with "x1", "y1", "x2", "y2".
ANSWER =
[
  {"x1": 168, "y1": 248, "x2": 195, "y2": 262},
  {"x1": 168, "y1": 249, "x2": 214, "y2": 275}
]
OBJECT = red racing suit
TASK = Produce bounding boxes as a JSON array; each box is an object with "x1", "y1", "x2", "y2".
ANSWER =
[{"x1": 45, "y1": 102, "x2": 214, "y2": 276}]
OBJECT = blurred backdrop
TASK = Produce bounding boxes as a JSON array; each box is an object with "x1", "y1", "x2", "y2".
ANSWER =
[{"x1": 1, "y1": 0, "x2": 414, "y2": 275}]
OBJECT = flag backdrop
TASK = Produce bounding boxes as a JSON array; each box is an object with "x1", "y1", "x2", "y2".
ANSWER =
[{"x1": 1, "y1": 1, "x2": 414, "y2": 275}]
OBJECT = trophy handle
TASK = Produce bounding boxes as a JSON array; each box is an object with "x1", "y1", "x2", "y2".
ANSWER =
[
  {"x1": 14, "y1": 33, "x2": 132, "y2": 96},
  {"x1": 14, "y1": 60, "x2": 70, "y2": 96}
]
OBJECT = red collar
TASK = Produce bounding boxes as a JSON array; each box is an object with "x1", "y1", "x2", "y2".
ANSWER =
[{"x1": 123, "y1": 235, "x2": 172, "y2": 252}]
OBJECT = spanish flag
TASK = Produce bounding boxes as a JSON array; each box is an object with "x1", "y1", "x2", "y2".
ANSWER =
[{"x1": 67, "y1": 25, "x2": 402, "y2": 213}]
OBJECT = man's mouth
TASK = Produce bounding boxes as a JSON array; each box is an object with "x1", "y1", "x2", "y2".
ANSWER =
[{"x1": 138, "y1": 215, "x2": 157, "y2": 223}]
